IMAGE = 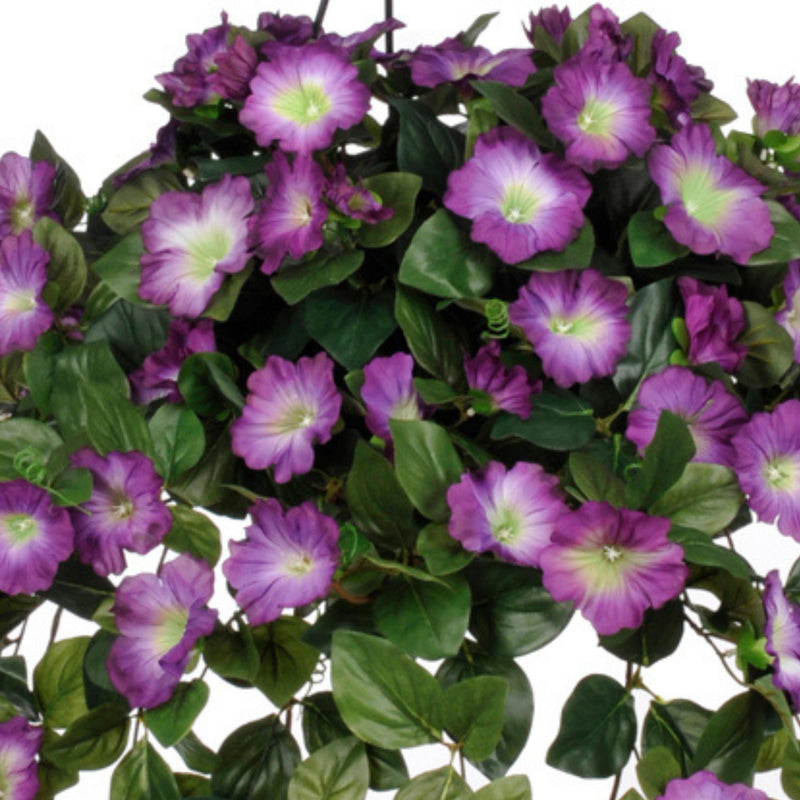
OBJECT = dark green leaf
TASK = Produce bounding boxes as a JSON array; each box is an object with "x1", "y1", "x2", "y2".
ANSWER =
[
  {"x1": 149, "y1": 405, "x2": 206, "y2": 483},
  {"x1": 642, "y1": 699, "x2": 711, "y2": 772},
  {"x1": 83, "y1": 630, "x2": 126, "y2": 710},
  {"x1": 203, "y1": 264, "x2": 253, "y2": 322},
  {"x1": 458, "y1": 12, "x2": 498, "y2": 46},
  {"x1": 31, "y1": 130, "x2": 85, "y2": 229},
  {"x1": 472, "y1": 776, "x2": 531, "y2": 800},
  {"x1": 471, "y1": 80, "x2": 554, "y2": 147},
  {"x1": 0, "y1": 656, "x2": 38, "y2": 719},
  {"x1": 0, "y1": 418, "x2": 62, "y2": 481},
  {"x1": 395, "y1": 767, "x2": 470, "y2": 800},
  {"x1": 599, "y1": 601, "x2": 684, "y2": 666},
  {"x1": 43, "y1": 557, "x2": 115, "y2": 620},
  {"x1": 174, "y1": 732, "x2": 218, "y2": 775},
  {"x1": 238, "y1": 306, "x2": 309, "y2": 368},
  {"x1": 178, "y1": 352, "x2": 244, "y2": 417},
  {"x1": 628, "y1": 210, "x2": 689, "y2": 267},
  {"x1": 90, "y1": 232, "x2": 145, "y2": 304},
  {"x1": 164, "y1": 506, "x2": 221, "y2": 567},
  {"x1": 272, "y1": 251, "x2": 365, "y2": 305},
  {"x1": 636, "y1": 746, "x2": 682, "y2": 800},
  {"x1": 669, "y1": 526, "x2": 752, "y2": 580},
  {"x1": 441, "y1": 676, "x2": 507, "y2": 761},
  {"x1": 568, "y1": 451, "x2": 625, "y2": 507},
  {"x1": 736, "y1": 300, "x2": 794, "y2": 388},
  {"x1": 746, "y1": 200, "x2": 800, "y2": 265},
  {"x1": 515, "y1": 219, "x2": 595, "y2": 271},
  {"x1": 203, "y1": 622, "x2": 259, "y2": 686},
  {"x1": 52, "y1": 340, "x2": 130, "y2": 406},
  {"x1": 287, "y1": 737, "x2": 369, "y2": 800},
  {"x1": 784, "y1": 741, "x2": 800, "y2": 800},
  {"x1": 620, "y1": 12, "x2": 661, "y2": 73},
  {"x1": 144, "y1": 681, "x2": 209, "y2": 748},
  {"x1": 358, "y1": 173, "x2": 422, "y2": 248},
  {"x1": 32, "y1": 217, "x2": 87, "y2": 311},
  {"x1": 417, "y1": 523, "x2": 474, "y2": 576},
  {"x1": 690, "y1": 93, "x2": 738, "y2": 125},
  {"x1": 33, "y1": 637, "x2": 89, "y2": 728},
  {"x1": 175, "y1": 772, "x2": 212, "y2": 797},
  {"x1": 0, "y1": 594, "x2": 41, "y2": 640},
  {"x1": 78, "y1": 382, "x2": 154, "y2": 457},
  {"x1": 102, "y1": 168, "x2": 183, "y2": 236},
  {"x1": 110, "y1": 739, "x2": 182, "y2": 800}
]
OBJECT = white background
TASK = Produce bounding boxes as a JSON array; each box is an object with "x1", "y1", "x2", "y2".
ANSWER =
[{"x1": 1, "y1": 2, "x2": 799, "y2": 798}]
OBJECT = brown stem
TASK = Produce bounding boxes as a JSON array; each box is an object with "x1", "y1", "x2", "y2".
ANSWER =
[
  {"x1": 48, "y1": 607, "x2": 63, "y2": 648},
  {"x1": 608, "y1": 770, "x2": 622, "y2": 800},
  {"x1": 683, "y1": 612, "x2": 747, "y2": 687},
  {"x1": 13, "y1": 617, "x2": 28, "y2": 656},
  {"x1": 331, "y1": 579, "x2": 371, "y2": 605}
]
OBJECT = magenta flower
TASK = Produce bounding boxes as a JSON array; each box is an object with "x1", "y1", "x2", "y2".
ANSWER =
[
  {"x1": 231, "y1": 353, "x2": 341, "y2": 484},
  {"x1": 657, "y1": 771, "x2": 768, "y2": 800},
  {"x1": 0, "y1": 716, "x2": 42, "y2": 800},
  {"x1": 732, "y1": 399, "x2": 800, "y2": 542},
  {"x1": 223, "y1": 498, "x2": 339, "y2": 625},
  {"x1": 763, "y1": 570, "x2": 800, "y2": 708},
  {"x1": 649, "y1": 123, "x2": 774, "y2": 264},
  {"x1": 257, "y1": 12, "x2": 315, "y2": 44},
  {"x1": 240, "y1": 42, "x2": 371, "y2": 154},
  {"x1": 678, "y1": 277, "x2": 747, "y2": 372},
  {"x1": 0, "y1": 479, "x2": 74, "y2": 596},
  {"x1": 541, "y1": 51, "x2": 656, "y2": 173},
  {"x1": 747, "y1": 78, "x2": 800, "y2": 139},
  {"x1": 0, "y1": 152, "x2": 56, "y2": 238},
  {"x1": 108, "y1": 554, "x2": 217, "y2": 709},
  {"x1": 583, "y1": 4, "x2": 632, "y2": 63},
  {"x1": 525, "y1": 6, "x2": 572, "y2": 46},
  {"x1": 250, "y1": 153, "x2": 327, "y2": 275},
  {"x1": 447, "y1": 461, "x2": 566, "y2": 568},
  {"x1": 139, "y1": 174, "x2": 253, "y2": 317},
  {"x1": 509, "y1": 269, "x2": 631, "y2": 388},
  {"x1": 464, "y1": 340, "x2": 538, "y2": 418},
  {"x1": 130, "y1": 318, "x2": 216, "y2": 405},
  {"x1": 0, "y1": 231, "x2": 54, "y2": 358},
  {"x1": 212, "y1": 35, "x2": 259, "y2": 102},
  {"x1": 626, "y1": 366, "x2": 747, "y2": 468},
  {"x1": 112, "y1": 120, "x2": 178, "y2": 191},
  {"x1": 325, "y1": 165, "x2": 392, "y2": 224},
  {"x1": 69, "y1": 450, "x2": 171, "y2": 578},
  {"x1": 540, "y1": 502, "x2": 688, "y2": 636},
  {"x1": 361, "y1": 353, "x2": 426, "y2": 442},
  {"x1": 777, "y1": 261, "x2": 800, "y2": 360},
  {"x1": 444, "y1": 127, "x2": 591, "y2": 264}
]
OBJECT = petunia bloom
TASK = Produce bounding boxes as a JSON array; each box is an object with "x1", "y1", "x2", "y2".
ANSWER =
[
  {"x1": 447, "y1": 460, "x2": 566, "y2": 568},
  {"x1": 509, "y1": 268, "x2": 631, "y2": 388},
  {"x1": 678, "y1": 276, "x2": 747, "y2": 372},
  {"x1": 231, "y1": 353, "x2": 341, "y2": 483},
  {"x1": 257, "y1": 12, "x2": 315, "y2": 44},
  {"x1": 747, "y1": 77, "x2": 800, "y2": 139},
  {"x1": 464, "y1": 340, "x2": 538, "y2": 418},
  {"x1": 777, "y1": 260, "x2": 800, "y2": 361},
  {"x1": 361, "y1": 353, "x2": 426, "y2": 442},
  {"x1": 69, "y1": 449, "x2": 172, "y2": 577},
  {"x1": 763, "y1": 570, "x2": 800, "y2": 708},
  {"x1": 240, "y1": 41, "x2": 371, "y2": 154},
  {"x1": 0, "y1": 479, "x2": 74, "y2": 595},
  {"x1": 657, "y1": 770, "x2": 768, "y2": 800},
  {"x1": 582, "y1": 4, "x2": 632, "y2": 63},
  {"x1": 325, "y1": 165, "x2": 393, "y2": 224},
  {"x1": 525, "y1": 6, "x2": 572, "y2": 47},
  {"x1": 0, "y1": 231, "x2": 54, "y2": 358},
  {"x1": 732, "y1": 399, "x2": 800, "y2": 541},
  {"x1": 223, "y1": 498, "x2": 339, "y2": 625},
  {"x1": 444, "y1": 127, "x2": 591, "y2": 264},
  {"x1": 626, "y1": 366, "x2": 747, "y2": 468},
  {"x1": 540, "y1": 501, "x2": 688, "y2": 636},
  {"x1": 211, "y1": 35, "x2": 259, "y2": 102},
  {"x1": 0, "y1": 152, "x2": 56, "y2": 238},
  {"x1": 139, "y1": 174, "x2": 253, "y2": 317},
  {"x1": 541, "y1": 51, "x2": 656, "y2": 173},
  {"x1": 649, "y1": 123, "x2": 774, "y2": 264},
  {"x1": 108, "y1": 554, "x2": 217, "y2": 709},
  {"x1": 0, "y1": 716, "x2": 42, "y2": 800}
]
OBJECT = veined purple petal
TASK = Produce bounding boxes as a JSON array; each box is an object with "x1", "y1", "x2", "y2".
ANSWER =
[
  {"x1": 362, "y1": 353, "x2": 426, "y2": 441},
  {"x1": 583, "y1": 4, "x2": 632, "y2": 63},
  {"x1": 748, "y1": 77, "x2": 800, "y2": 139},
  {"x1": 0, "y1": 716, "x2": 42, "y2": 800},
  {"x1": 463, "y1": 340, "x2": 537, "y2": 418},
  {"x1": 325, "y1": 164, "x2": 392, "y2": 224},
  {"x1": 764, "y1": 570, "x2": 800, "y2": 708},
  {"x1": 211, "y1": 35, "x2": 259, "y2": 102},
  {"x1": 0, "y1": 152, "x2": 57, "y2": 238},
  {"x1": 657, "y1": 770, "x2": 768, "y2": 800},
  {"x1": 525, "y1": 6, "x2": 572, "y2": 47},
  {"x1": 257, "y1": 12, "x2": 315, "y2": 44},
  {"x1": 777, "y1": 260, "x2": 800, "y2": 360}
]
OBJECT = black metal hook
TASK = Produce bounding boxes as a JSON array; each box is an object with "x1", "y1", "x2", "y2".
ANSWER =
[{"x1": 312, "y1": 0, "x2": 395, "y2": 53}]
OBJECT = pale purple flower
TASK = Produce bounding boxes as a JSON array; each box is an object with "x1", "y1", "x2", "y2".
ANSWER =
[
  {"x1": 747, "y1": 78, "x2": 800, "y2": 139},
  {"x1": 0, "y1": 152, "x2": 56, "y2": 238},
  {"x1": 361, "y1": 353, "x2": 426, "y2": 442},
  {"x1": 130, "y1": 318, "x2": 216, "y2": 405},
  {"x1": 657, "y1": 771, "x2": 768, "y2": 800},
  {"x1": 257, "y1": 12, "x2": 315, "y2": 44},
  {"x1": 525, "y1": 6, "x2": 572, "y2": 46},
  {"x1": 325, "y1": 165, "x2": 393, "y2": 224},
  {"x1": 0, "y1": 479, "x2": 74, "y2": 596},
  {"x1": 447, "y1": 461, "x2": 566, "y2": 568},
  {"x1": 764, "y1": 570, "x2": 800, "y2": 708},
  {"x1": 112, "y1": 120, "x2": 178, "y2": 190},
  {"x1": 540, "y1": 502, "x2": 688, "y2": 636},
  {"x1": 649, "y1": 123, "x2": 774, "y2": 265},
  {"x1": 231, "y1": 353, "x2": 341, "y2": 484},
  {"x1": 777, "y1": 260, "x2": 800, "y2": 360},
  {"x1": 444, "y1": 127, "x2": 591, "y2": 264},
  {"x1": 211, "y1": 35, "x2": 259, "y2": 102},
  {"x1": 240, "y1": 42, "x2": 371, "y2": 154},
  {"x1": 0, "y1": 717, "x2": 42, "y2": 800},
  {"x1": 509, "y1": 269, "x2": 631, "y2": 388},
  {"x1": 223, "y1": 498, "x2": 339, "y2": 625},
  {"x1": 626, "y1": 366, "x2": 747, "y2": 468},
  {"x1": 69, "y1": 450, "x2": 171, "y2": 578},
  {"x1": 108, "y1": 554, "x2": 217, "y2": 709},
  {"x1": 541, "y1": 51, "x2": 656, "y2": 173},
  {"x1": 321, "y1": 19, "x2": 404, "y2": 57},
  {"x1": 464, "y1": 340, "x2": 538, "y2": 418},
  {"x1": 583, "y1": 4, "x2": 632, "y2": 63},
  {"x1": 733, "y1": 399, "x2": 800, "y2": 542},
  {"x1": 139, "y1": 174, "x2": 253, "y2": 317},
  {"x1": 678, "y1": 277, "x2": 747, "y2": 372},
  {"x1": 249, "y1": 152, "x2": 327, "y2": 275},
  {"x1": 0, "y1": 231, "x2": 54, "y2": 358}
]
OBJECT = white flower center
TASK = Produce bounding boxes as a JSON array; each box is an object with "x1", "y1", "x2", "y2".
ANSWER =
[
  {"x1": 111, "y1": 498, "x2": 135, "y2": 520},
  {"x1": 601, "y1": 544, "x2": 624, "y2": 563},
  {"x1": 3, "y1": 513, "x2": 38, "y2": 544},
  {"x1": 286, "y1": 551, "x2": 314, "y2": 576},
  {"x1": 11, "y1": 196, "x2": 35, "y2": 234},
  {"x1": 765, "y1": 456, "x2": 798, "y2": 491}
]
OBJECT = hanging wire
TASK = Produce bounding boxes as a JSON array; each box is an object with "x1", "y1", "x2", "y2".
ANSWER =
[
  {"x1": 313, "y1": 0, "x2": 330, "y2": 37},
  {"x1": 385, "y1": 0, "x2": 395, "y2": 53}
]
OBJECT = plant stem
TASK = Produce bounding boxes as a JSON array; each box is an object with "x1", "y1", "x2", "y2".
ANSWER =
[
  {"x1": 608, "y1": 770, "x2": 622, "y2": 800},
  {"x1": 48, "y1": 607, "x2": 63, "y2": 648},
  {"x1": 682, "y1": 611, "x2": 747, "y2": 687},
  {"x1": 13, "y1": 617, "x2": 28, "y2": 656}
]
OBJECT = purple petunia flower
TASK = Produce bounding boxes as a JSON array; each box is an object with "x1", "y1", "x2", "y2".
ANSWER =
[
  {"x1": 130, "y1": 318, "x2": 216, "y2": 405},
  {"x1": 0, "y1": 152, "x2": 57, "y2": 238},
  {"x1": 464, "y1": 340, "x2": 538, "y2": 418},
  {"x1": 108, "y1": 554, "x2": 217, "y2": 709},
  {"x1": 112, "y1": 120, "x2": 178, "y2": 191},
  {"x1": 657, "y1": 770, "x2": 768, "y2": 800},
  {"x1": 212, "y1": 35, "x2": 259, "y2": 102},
  {"x1": 540, "y1": 501, "x2": 688, "y2": 636},
  {"x1": 447, "y1": 460, "x2": 566, "y2": 568},
  {"x1": 541, "y1": 51, "x2": 656, "y2": 173},
  {"x1": 510, "y1": 269, "x2": 631, "y2": 388},
  {"x1": 747, "y1": 78, "x2": 800, "y2": 139},
  {"x1": 763, "y1": 570, "x2": 800, "y2": 708},
  {"x1": 525, "y1": 6, "x2": 572, "y2": 47},
  {"x1": 733, "y1": 399, "x2": 800, "y2": 542},
  {"x1": 240, "y1": 42, "x2": 371, "y2": 154},
  {"x1": 223, "y1": 498, "x2": 339, "y2": 625},
  {"x1": 361, "y1": 353, "x2": 426, "y2": 442},
  {"x1": 777, "y1": 260, "x2": 800, "y2": 361},
  {"x1": 0, "y1": 479, "x2": 74, "y2": 595},
  {"x1": 249, "y1": 152, "x2": 327, "y2": 275},
  {"x1": 0, "y1": 231, "x2": 54, "y2": 358},
  {"x1": 583, "y1": 4, "x2": 632, "y2": 63},
  {"x1": 444, "y1": 127, "x2": 591, "y2": 264},
  {"x1": 231, "y1": 353, "x2": 341, "y2": 484},
  {"x1": 649, "y1": 123, "x2": 774, "y2": 264},
  {"x1": 0, "y1": 716, "x2": 42, "y2": 800},
  {"x1": 257, "y1": 12, "x2": 315, "y2": 44},
  {"x1": 626, "y1": 366, "x2": 747, "y2": 468},
  {"x1": 325, "y1": 165, "x2": 393, "y2": 224},
  {"x1": 69, "y1": 449, "x2": 171, "y2": 578},
  {"x1": 678, "y1": 277, "x2": 747, "y2": 372},
  {"x1": 139, "y1": 174, "x2": 253, "y2": 317}
]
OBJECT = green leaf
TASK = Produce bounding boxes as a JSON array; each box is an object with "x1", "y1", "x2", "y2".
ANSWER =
[
  {"x1": 78, "y1": 382, "x2": 154, "y2": 457},
  {"x1": 441, "y1": 676, "x2": 507, "y2": 761},
  {"x1": 288, "y1": 737, "x2": 369, "y2": 800},
  {"x1": 458, "y1": 12, "x2": 498, "y2": 46},
  {"x1": 399, "y1": 209, "x2": 495, "y2": 298},
  {"x1": 395, "y1": 767, "x2": 471, "y2": 800},
  {"x1": 636, "y1": 746, "x2": 682, "y2": 800},
  {"x1": 174, "y1": 732, "x2": 218, "y2": 775},
  {"x1": 620, "y1": 12, "x2": 661, "y2": 73},
  {"x1": 271, "y1": 251, "x2": 365, "y2": 305},
  {"x1": 599, "y1": 600, "x2": 684, "y2": 667},
  {"x1": 43, "y1": 557, "x2": 115, "y2": 620},
  {"x1": 149, "y1": 405, "x2": 206, "y2": 483},
  {"x1": 144, "y1": 680, "x2": 209, "y2": 748},
  {"x1": 0, "y1": 656, "x2": 38, "y2": 719},
  {"x1": 668, "y1": 526, "x2": 752, "y2": 580},
  {"x1": 390, "y1": 419, "x2": 463, "y2": 522},
  {"x1": 471, "y1": 80, "x2": 554, "y2": 147},
  {"x1": 417, "y1": 523, "x2": 474, "y2": 576},
  {"x1": 164, "y1": 506, "x2": 222, "y2": 567},
  {"x1": 642, "y1": 699, "x2": 711, "y2": 772},
  {"x1": 203, "y1": 263, "x2": 253, "y2": 322},
  {"x1": 31, "y1": 130, "x2": 85, "y2": 229},
  {"x1": 736, "y1": 300, "x2": 795, "y2": 388},
  {"x1": 33, "y1": 637, "x2": 89, "y2": 728},
  {"x1": 82, "y1": 631, "x2": 122, "y2": 711},
  {"x1": 784, "y1": 741, "x2": 800, "y2": 800},
  {"x1": 52, "y1": 340, "x2": 130, "y2": 408},
  {"x1": 331, "y1": 631, "x2": 442, "y2": 749},
  {"x1": 0, "y1": 417, "x2": 62, "y2": 481},
  {"x1": 178, "y1": 352, "x2": 244, "y2": 416},
  {"x1": 203, "y1": 621, "x2": 260, "y2": 684},
  {"x1": 358, "y1": 173, "x2": 422, "y2": 248},
  {"x1": 414, "y1": 378, "x2": 458, "y2": 404},
  {"x1": 373, "y1": 574, "x2": 471, "y2": 660},
  {"x1": 568, "y1": 451, "x2": 625, "y2": 507},
  {"x1": 546, "y1": 674, "x2": 636, "y2": 778},
  {"x1": 110, "y1": 740, "x2": 182, "y2": 800},
  {"x1": 174, "y1": 772, "x2": 212, "y2": 797},
  {"x1": 690, "y1": 93, "x2": 738, "y2": 125},
  {"x1": 627, "y1": 210, "x2": 689, "y2": 267},
  {"x1": 515, "y1": 219, "x2": 595, "y2": 271},
  {"x1": 473, "y1": 777, "x2": 531, "y2": 800},
  {"x1": 102, "y1": 168, "x2": 183, "y2": 236},
  {"x1": 90, "y1": 232, "x2": 145, "y2": 304},
  {"x1": 746, "y1": 200, "x2": 800, "y2": 265},
  {"x1": 32, "y1": 217, "x2": 87, "y2": 311},
  {"x1": 0, "y1": 594, "x2": 41, "y2": 640}
]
